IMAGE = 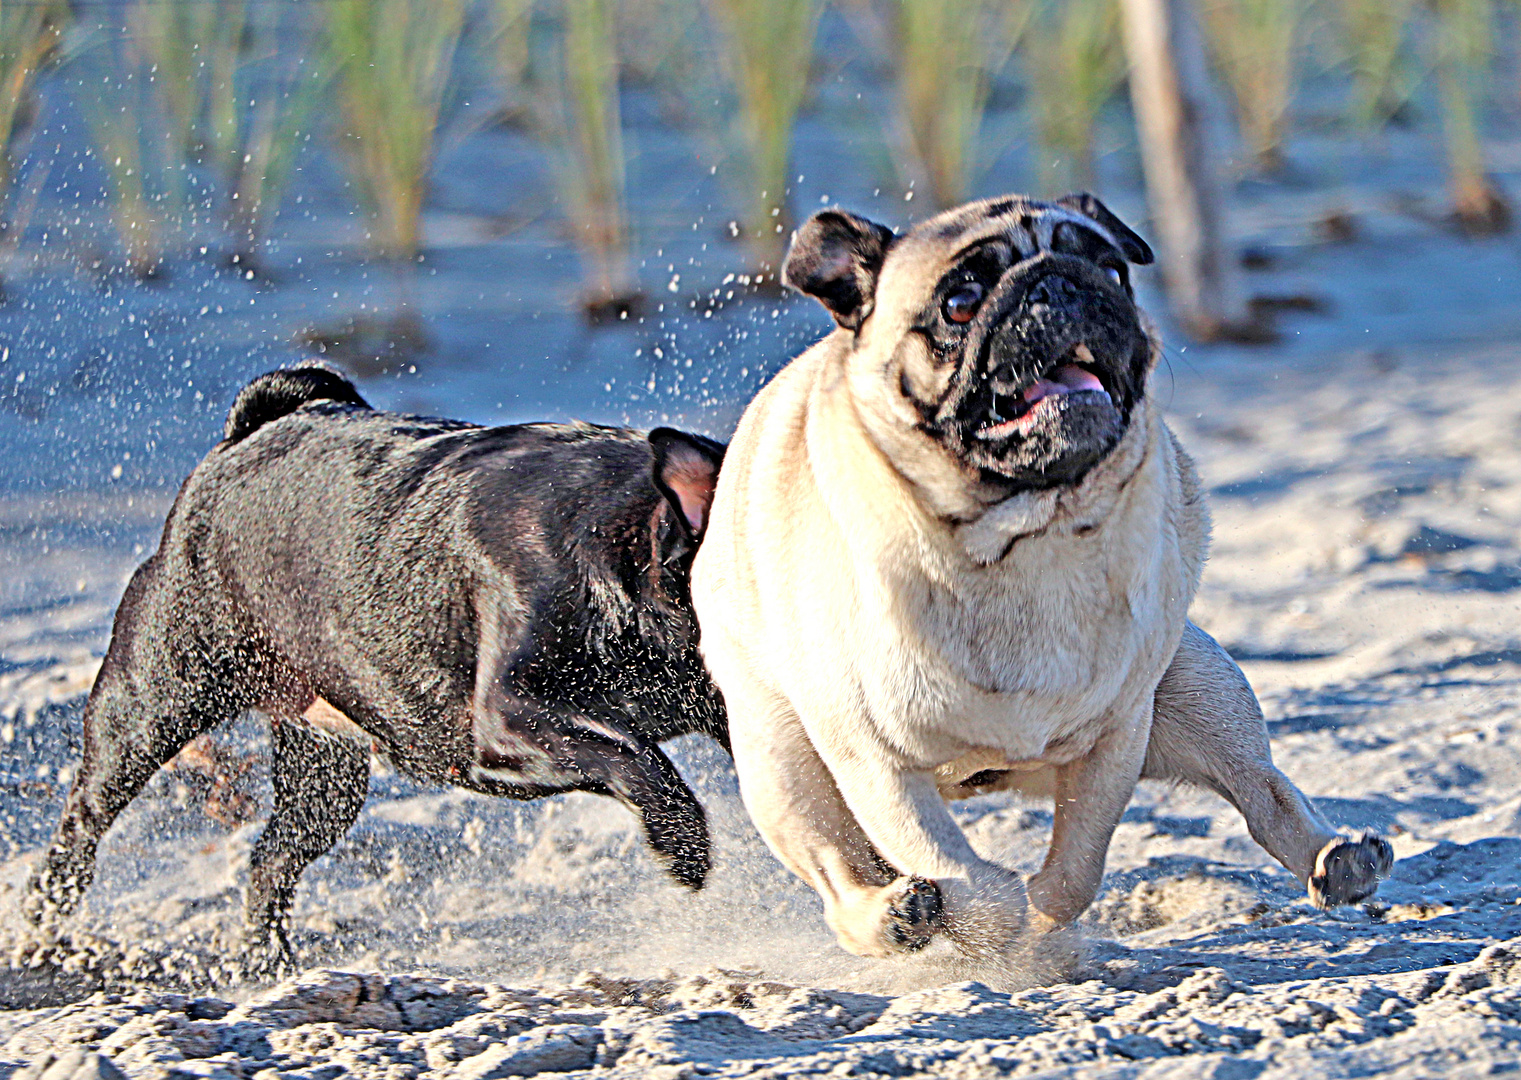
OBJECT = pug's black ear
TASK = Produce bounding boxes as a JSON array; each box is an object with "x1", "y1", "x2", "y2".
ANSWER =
[
  {"x1": 649, "y1": 428, "x2": 725, "y2": 543},
  {"x1": 1055, "y1": 192, "x2": 1155, "y2": 266},
  {"x1": 782, "y1": 209, "x2": 896, "y2": 331}
]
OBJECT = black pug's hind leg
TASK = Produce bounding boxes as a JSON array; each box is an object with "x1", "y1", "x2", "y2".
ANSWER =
[
  {"x1": 242, "y1": 708, "x2": 370, "y2": 974},
  {"x1": 473, "y1": 702, "x2": 710, "y2": 889},
  {"x1": 25, "y1": 573, "x2": 255, "y2": 924}
]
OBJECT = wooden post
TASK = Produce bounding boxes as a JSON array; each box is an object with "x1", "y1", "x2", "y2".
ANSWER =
[{"x1": 1119, "y1": 0, "x2": 1255, "y2": 341}]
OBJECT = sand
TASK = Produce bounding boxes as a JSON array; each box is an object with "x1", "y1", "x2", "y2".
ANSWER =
[{"x1": 0, "y1": 321, "x2": 1519, "y2": 1076}]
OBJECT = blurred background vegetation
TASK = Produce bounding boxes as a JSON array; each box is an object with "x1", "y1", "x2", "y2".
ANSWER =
[{"x1": 0, "y1": 0, "x2": 1515, "y2": 338}]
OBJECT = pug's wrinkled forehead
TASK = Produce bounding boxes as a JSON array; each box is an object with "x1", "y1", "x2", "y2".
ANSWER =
[{"x1": 905, "y1": 193, "x2": 1149, "y2": 265}]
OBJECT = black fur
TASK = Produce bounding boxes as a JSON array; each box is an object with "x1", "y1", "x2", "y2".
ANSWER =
[
  {"x1": 223, "y1": 365, "x2": 371, "y2": 442},
  {"x1": 782, "y1": 209, "x2": 896, "y2": 330},
  {"x1": 1054, "y1": 192, "x2": 1155, "y2": 266},
  {"x1": 26, "y1": 369, "x2": 728, "y2": 967}
]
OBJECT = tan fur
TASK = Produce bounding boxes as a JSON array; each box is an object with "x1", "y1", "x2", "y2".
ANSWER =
[{"x1": 693, "y1": 198, "x2": 1385, "y2": 967}]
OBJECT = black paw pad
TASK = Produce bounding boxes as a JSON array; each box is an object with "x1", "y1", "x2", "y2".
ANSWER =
[
  {"x1": 887, "y1": 877, "x2": 944, "y2": 952},
  {"x1": 1309, "y1": 833, "x2": 1394, "y2": 908}
]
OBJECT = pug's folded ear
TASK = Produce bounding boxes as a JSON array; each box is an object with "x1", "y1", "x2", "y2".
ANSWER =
[
  {"x1": 649, "y1": 428, "x2": 725, "y2": 545},
  {"x1": 782, "y1": 209, "x2": 896, "y2": 331},
  {"x1": 1055, "y1": 192, "x2": 1155, "y2": 266}
]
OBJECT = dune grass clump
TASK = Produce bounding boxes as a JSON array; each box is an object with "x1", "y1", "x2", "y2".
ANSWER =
[
  {"x1": 324, "y1": 0, "x2": 465, "y2": 261},
  {"x1": 1199, "y1": 0, "x2": 1305, "y2": 172},
  {"x1": 1024, "y1": 0, "x2": 1125, "y2": 194},
  {"x1": 616, "y1": 0, "x2": 718, "y2": 122},
  {"x1": 76, "y1": 28, "x2": 174, "y2": 279},
  {"x1": 705, "y1": 0, "x2": 824, "y2": 275},
  {"x1": 126, "y1": 0, "x2": 236, "y2": 188},
  {"x1": 528, "y1": 0, "x2": 640, "y2": 320},
  {"x1": 0, "y1": 1, "x2": 63, "y2": 238},
  {"x1": 491, "y1": 0, "x2": 535, "y2": 123},
  {"x1": 1, "y1": 0, "x2": 64, "y2": 290},
  {"x1": 863, "y1": 0, "x2": 1025, "y2": 210},
  {"x1": 128, "y1": 0, "x2": 326, "y2": 267},
  {"x1": 1338, "y1": 0, "x2": 1421, "y2": 131},
  {"x1": 1429, "y1": 0, "x2": 1510, "y2": 233},
  {"x1": 223, "y1": 7, "x2": 329, "y2": 266}
]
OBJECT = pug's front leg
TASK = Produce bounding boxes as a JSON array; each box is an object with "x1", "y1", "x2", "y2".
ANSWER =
[
  {"x1": 729, "y1": 693, "x2": 944, "y2": 957},
  {"x1": 804, "y1": 726, "x2": 1029, "y2": 960},
  {"x1": 1026, "y1": 701, "x2": 1152, "y2": 928}
]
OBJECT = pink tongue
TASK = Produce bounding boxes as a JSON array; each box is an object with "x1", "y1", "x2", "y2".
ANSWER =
[{"x1": 1022, "y1": 364, "x2": 1105, "y2": 405}]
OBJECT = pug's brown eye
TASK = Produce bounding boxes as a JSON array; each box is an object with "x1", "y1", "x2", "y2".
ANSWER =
[{"x1": 944, "y1": 282, "x2": 985, "y2": 324}]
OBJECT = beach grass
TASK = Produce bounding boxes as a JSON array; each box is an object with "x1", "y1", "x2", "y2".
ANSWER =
[
  {"x1": 224, "y1": 5, "x2": 329, "y2": 266},
  {"x1": 126, "y1": 0, "x2": 238, "y2": 174},
  {"x1": 491, "y1": 0, "x2": 536, "y2": 123},
  {"x1": 550, "y1": 0, "x2": 638, "y2": 317},
  {"x1": 1338, "y1": 0, "x2": 1420, "y2": 131},
  {"x1": 1430, "y1": 0, "x2": 1510, "y2": 232},
  {"x1": 494, "y1": 0, "x2": 640, "y2": 320},
  {"x1": 872, "y1": 0, "x2": 1025, "y2": 209},
  {"x1": 122, "y1": 0, "x2": 326, "y2": 267},
  {"x1": 0, "y1": 0, "x2": 64, "y2": 245},
  {"x1": 1199, "y1": 0, "x2": 1305, "y2": 172},
  {"x1": 323, "y1": 0, "x2": 465, "y2": 261},
  {"x1": 1024, "y1": 0, "x2": 1124, "y2": 194},
  {"x1": 76, "y1": 23, "x2": 175, "y2": 279},
  {"x1": 705, "y1": 0, "x2": 824, "y2": 274}
]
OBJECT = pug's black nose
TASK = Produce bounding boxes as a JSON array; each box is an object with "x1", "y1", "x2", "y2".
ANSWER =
[{"x1": 1027, "y1": 274, "x2": 1080, "y2": 309}]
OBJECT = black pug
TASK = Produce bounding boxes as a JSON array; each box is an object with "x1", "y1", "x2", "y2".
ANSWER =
[{"x1": 25, "y1": 367, "x2": 727, "y2": 965}]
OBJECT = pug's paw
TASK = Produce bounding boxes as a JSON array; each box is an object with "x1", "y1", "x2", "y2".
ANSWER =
[
  {"x1": 1309, "y1": 833, "x2": 1394, "y2": 908},
  {"x1": 827, "y1": 875, "x2": 946, "y2": 957},
  {"x1": 22, "y1": 849, "x2": 90, "y2": 926},
  {"x1": 236, "y1": 923, "x2": 298, "y2": 984},
  {"x1": 885, "y1": 876, "x2": 944, "y2": 952}
]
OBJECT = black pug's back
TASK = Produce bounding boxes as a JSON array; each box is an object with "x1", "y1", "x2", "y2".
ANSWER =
[{"x1": 25, "y1": 367, "x2": 727, "y2": 969}]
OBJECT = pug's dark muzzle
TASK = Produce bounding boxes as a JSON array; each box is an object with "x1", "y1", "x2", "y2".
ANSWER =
[{"x1": 934, "y1": 252, "x2": 1150, "y2": 490}]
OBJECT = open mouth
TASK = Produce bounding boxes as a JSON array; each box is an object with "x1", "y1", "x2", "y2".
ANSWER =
[{"x1": 977, "y1": 344, "x2": 1112, "y2": 440}]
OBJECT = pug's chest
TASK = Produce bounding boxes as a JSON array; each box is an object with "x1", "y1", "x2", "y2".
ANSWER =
[{"x1": 869, "y1": 534, "x2": 1188, "y2": 759}]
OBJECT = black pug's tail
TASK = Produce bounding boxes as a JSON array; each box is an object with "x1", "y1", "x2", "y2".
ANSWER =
[{"x1": 224, "y1": 367, "x2": 371, "y2": 443}]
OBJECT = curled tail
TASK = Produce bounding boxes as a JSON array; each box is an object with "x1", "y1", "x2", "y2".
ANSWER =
[{"x1": 224, "y1": 367, "x2": 371, "y2": 443}]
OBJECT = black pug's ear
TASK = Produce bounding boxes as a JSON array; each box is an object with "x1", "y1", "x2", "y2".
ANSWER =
[
  {"x1": 649, "y1": 428, "x2": 725, "y2": 546},
  {"x1": 782, "y1": 209, "x2": 896, "y2": 331},
  {"x1": 1055, "y1": 192, "x2": 1155, "y2": 266}
]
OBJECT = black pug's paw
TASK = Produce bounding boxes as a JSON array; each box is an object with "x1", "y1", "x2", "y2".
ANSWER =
[
  {"x1": 649, "y1": 824, "x2": 711, "y2": 891},
  {"x1": 22, "y1": 848, "x2": 92, "y2": 925},
  {"x1": 639, "y1": 795, "x2": 713, "y2": 890},
  {"x1": 886, "y1": 877, "x2": 945, "y2": 952},
  {"x1": 236, "y1": 923, "x2": 298, "y2": 984},
  {"x1": 1309, "y1": 833, "x2": 1395, "y2": 908}
]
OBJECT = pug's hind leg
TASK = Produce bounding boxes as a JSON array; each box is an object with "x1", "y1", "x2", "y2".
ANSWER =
[
  {"x1": 1147, "y1": 621, "x2": 1393, "y2": 906},
  {"x1": 243, "y1": 705, "x2": 370, "y2": 974},
  {"x1": 1026, "y1": 701, "x2": 1151, "y2": 929},
  {"x1": 724, "y1": 683, "x2": 943, "y2": 957}
]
